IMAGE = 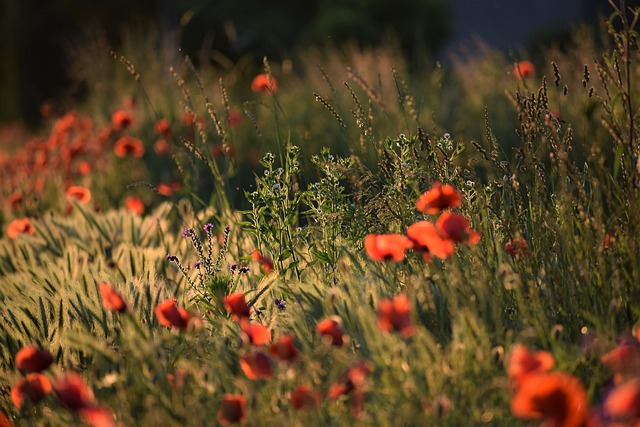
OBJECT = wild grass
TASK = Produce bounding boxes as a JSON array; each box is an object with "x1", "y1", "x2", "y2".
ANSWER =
[{"x1": 1, "y1": 2, "x2": 640, "y2": 426}]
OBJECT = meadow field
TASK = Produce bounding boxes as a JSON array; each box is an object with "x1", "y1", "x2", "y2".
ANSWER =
[{"x1": 2, "y1": 2, "x2": 640, "y2": 426}]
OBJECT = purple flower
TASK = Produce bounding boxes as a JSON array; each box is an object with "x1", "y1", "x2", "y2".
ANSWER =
[
  {"x1": 274, "y1": 298, "x2": 286, "y2": 311},
  {"x1": 230, "y1": 263, "x2": 237, "y2": 271},
  {"x1": 182, "y1": 228, "x2": 191, "y2": 237},
  {"x1": 166, "y1": 253, "x2": 177, "y2": 262},
  {"x1": 239, "y1": 266, "x2": 250, "y2": 273},
  {"x1": 203, "y1": 223, "x2": 214, "y2": 233},
  {"x1": 194, "y1": 260, "x2": 202, "y2": 269}
]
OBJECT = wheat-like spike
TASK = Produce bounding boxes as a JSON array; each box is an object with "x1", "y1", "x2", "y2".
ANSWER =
[
  {"x1": 185, "y1": 56, "x2": 227, "y2": 143},
  {"x1": 220, "y1": 77, "x2": 231, "y2": 116},
  {"x1": 313, "y1": 93, "x2": 347, "y2": 128},
  {"x1": 243, "y1": 106, "x2": 262, "y2": 138},
  {"x1": 317, "y1": 64, "x2": 336, "y2": 93},
  {"x1": 347, "y1": 66, "x2": 382, "y2": 105}
]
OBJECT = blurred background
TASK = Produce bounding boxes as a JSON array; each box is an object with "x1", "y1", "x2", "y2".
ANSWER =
[{"x1": 0, "y1": 0, "x2": 607, "y2": 126}]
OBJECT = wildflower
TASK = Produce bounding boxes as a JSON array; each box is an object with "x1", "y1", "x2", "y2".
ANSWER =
[
  {"x1": 193, "y1": 260, "x2": 202, "y2": 269},
  {"x1": 181, "y1": 112, "x2": 196, "y2": 127},
  {"x1": 155, "y1": 298, "x2": 192, "y2": 331},
  {"x1": 514, "y1": 60, "x2": 535, "y2": 80},
  {"x1": 507, "y1": 344, "x2": 554, "y2": 387},
  {"x1": 228, "y1": 109, "x2": 242, "y2": 127},
  {"x1": 604, "y1": 378, "x2": 640, "y2": 421},
  {"x1": 6, "y1": 218, "x2": 35, "y2": 239},
  {"x1": 165, "y1": 253, "x2": 177, "y2": 262},
  {"x1": 269, "y1": 334, "x2": 298, "y2": 362},
  {"x1": 77, "y1": 161, "x2": 92, "y2": 176},
  {"x1": 239, "y1": 351, "x2": 273, "y2": 380},
  {"x1": 53, "y1": 372, "x2": 95, "y2": 410},
  {"x1": 182, "y1": 228, "x2": 191, "y2": 237},
  {"x1": 230, "y1": 263, "x2": 237, "y2": 271},
  {"x1": 601, "y1": 341, "x2": 640, "y2": 380},
  {"x1": 154, "y1": 119, "x2": 171, "y2": 138},
  {"x1": 273, "y1": 297, "x2": 287, "y2": 311},
  {"x1": 0, "y1": 412, "x2": 13, "y2": 427},
  {"x1": 11, "y1": 373, "x2": 52, "y2": 409},
  {"x1": 66, "y1": 185, "x2": 91, "y2": 204},
  {"x1": 111, "y1": 109, "x2": 133, "y2": 130},
  {"x1": 241, "y1": 320, "x2": 271, "y2": 345},
  {"x1": 316, "y1": 316, "x2": 346, "y2": 347},
  {"x1": 223, "y1": 292, "x2": 251, "y2": 321},
  {"x1": 377, "y1": 293, "x2": 416, "y2": 337},
  {"x1": 290, "y1": 384, "x2": 321, "y2": 412},
  {"x1": 98, "y1": 282, "x2": 128, "y2": 313},
  {"x1": 154, "y1": 139, "x2": 170, "y2": 155},
  {"x1": 16, "y1": 346, "x2": 54, "y2": 372},
  {"x1": 79, "y1": 406, "x2": 119, "y2": 427},
  {"x1": 9, "y1": 191, "x2": 23, "y2": 210},
  {"x1": 364, "y1": 234, "x2": 414, "y2": 262},
  {"x1": 124, "y1": 196, "x2": 144, "y2": 215},
  {"x1": 505, "y1": 237, "x2": 529, "y2": 258},
  {"x1": 416, "y1": 183, "x2": 462, "y2": 214},
  {"x1": 435, "y1": 211, "x2": 480, "y2": 245},
  {"x1": 204, "y1": 223, "x2": 214, "y2": 233},
  {"x1": 406, "y1": 221, "x2": 455, "y2": 261},
  {"x1": 251, "y1": 74, "x2": 278, "y2": 93},
  {"x1": 251, "y1": 250, "x2": 274, "y2": 273},
  {"x1": 114, "y1": 135, "x2": 144, "y2": 158},
  {"x1": 217, "y1": 394, "x2": 246, "y2": 425},
  {"x1": 510, "y1": 372, "x2": 588, "y2": 427},
  {"x1": 157, "y1": 182, "x2": 181, "y2": 197},
  {"x1": 328, "y1": 362, "x2": 370, "y2": 417}
]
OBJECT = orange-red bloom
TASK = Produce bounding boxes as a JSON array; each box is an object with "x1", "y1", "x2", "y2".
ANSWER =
[
  {"x1": 155, "y1": 298, "x2": 192, "y2": 330},
  {"x1": 269, "y1": 334, "x2": 298, "y2": 362},
  {"x1": 7, "y1": 218, "x2": 35, "y2": 239},
  {"x1": 79, "y1": 406, "x2": 119, "y2": 427},
  {"x1": 435, "y1": 211, "x2": 480, "y2": 245},
  {"x1": 241, "y1": 320, "x2": 271, "y2": 346},
  {"x1": 111, "y1": 110, "x2": 133, "y2": 130},
  {"x1": 364, "y1": 234, "x2": 413, "y2": 262},
  {"x1": 223, "y1": 292, "x2": 251, "y2": 321},
  {"x1": 291, "y1": 384, "x2": 321, "y2": 412},
  {"x1": 251, "y1": 74, "x2": 278, "y2": 93},
  {"x1": 505, "y1": 237, "x2": 529, "y2": 258},
  {"x1": 416, "y1": 183, "x2": 462, "y2": 214},
  {"x1": 328, "y1": 362, "x2": 370, "y2": 417},
  {"x1": 114, "y1": 136, "x2": 145, "y2": 158},
  {"x1": 507, "y1": 344, "x2": 555, "y2": 387},
  {"x1": 239, "y1": 351, "x2": 273, "y2": 380},
  {"x1": 377, "y1": 293, "x2": 416, "y2": 337},
  {"x1": 154, "y1": 139, "x2": 170, "y2": 155},
  {"x1": 217, "y1": 394, "x2": 246, "y2": 426},
  {"x1": 53, "y1": 372, "x2": 95, "y2": 411},
  {"x1": 514, "y1": 60, "x2": 535, "y2": 80},
  {"x1": 605, "y1": 378, "x2": 640, "y2": 421},
  {"x1": 11, "y1": 373, "x2": 51, "y2": 409},
  {"x1": 601, "y1": 342, "x2": 640, "y2": 379},
  {"x1": 98, "y1": 282, "x2": 128, "y2": 313},
  {"x1": 251, "y1": 250, "x2": 274, "y2": 273},
  {"x1": 0, "y1": 412, "x2": 13, "y2": 427},
  {"x1": 406, "y1": 221, "x2": 455, "y2": 261},
  {"x1": 316, "y1": 317, "x2": 346, "y2": 347},
  {"x1": 15, "y1": 346, "x2": 54, "y2": 372},
  {"x1": 66, "y1": 185, "x2": 91, "y2": 204},
  {"x1": 510, "y1": 372, "x2": 588, "y2": 427},
  {"x1": 154, "y1": 119, "x2": 171, "y2": 138},
  {"x1": 124, "y1": 196, "x2": 144, "y2": 216}
]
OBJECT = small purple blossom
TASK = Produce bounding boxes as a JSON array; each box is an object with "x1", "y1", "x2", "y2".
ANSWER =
[
  {"x1": 182, "y1": 228, "x2": 191, "y2": 237},
  {"x1": 273, "y1": 298, "x2": 287, "y2": 311},
  {"x1": 203, "y1": 223, "x2": 214, "y2": 233},
  {"x1": 194, "y1": 260, "x2": 202, "y2": 269},
  {"x1": 166, "y1": 253, "x2": 177, "y2": 262},
  {"x1": 230, "y1": 263, "x2": 237, "y2": 271}
]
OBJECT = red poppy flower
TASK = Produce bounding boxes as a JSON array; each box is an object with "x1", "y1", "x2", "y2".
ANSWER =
[
  {"x1": 269, "y1": 334, "x2": 298, "y2": 362},
  {"x1": 11, "y1": 373, "x2": 52, "y2": 409},
  {"x1": 66, "y1": 185, "x2": 91, "y2": 204},
  {"x1": 228, "y1": 109, "x2": 242, "y2": 128},
  {"x1": 111, "y1": 110, "x2": 133, "y2": 130},
  {"x1": 416, "y1": 183, "x2": 462, "y2": 214},
  {"x1": 291, "y1": 384, "x2": 321, "y2": 412},
  {"x1": 241, "y1": 320, "x2": 271, "y2": 346},
  {"x1": 510, "y1": 372, "x2": 588, "y2": 427},
  {"x1": 154, "y1": 119, "x2": 171, "y2": 138},
  {"x1": 217, "y1": 394, "x2": 246, "y2": 426},
  {"x1": 514, "y1": 60, "x2": 535, "y2": 80},
  {"x1": 601, "y1": 342, "x2": 640, "y2": 379},
  {"x1": 114, "y1": 136, "x2": 145, "y2": 158},
  {"x1": 98, "y1": 282, "x2": 128, "y2": 313},
  {"x1": 239, "y1": 351, "x2": 273, "y2": 380},
  {"x1": 124, "y1": 196, "x2": 144, "y2": 216},
  {"x1": 7, "y1": 218, "x2": 35, "y2": 239},
  {"x1": 9, "y1": 191, "x2": 23, "y2": 210},
  {"x1": 0, "y1": 412, "x2": 13, "y2": 427},
  {"x1": 79, "y1": 406, "x2": 119, "y2": 427},
  {"x1": 223, "y1": 292, "x2": 251, "y2": 321},
  {"x1": 53, "y1": 372, "x2": 95, "y2": 411},
  {"x1": 77, "y1": 161, "x2": 92, "y2": 176},
  {"x1": 327, "y1": 362, "x2": 370, "y2": 417},
  {"x1": 251, "y1": 74, "x2": 278, "y2": 93},
  {"x1": 377, "y1": 293, "x2": 416, "y2": 337},
  {"x1": 364, "y1": 234, "x2": 413, "y2": 262},
  {"x1": 604, "y1": 378, "x2": 640, "y2": 420},
  {"x1": 157, "y1": 181, "x2": 181, "y2": 197},
  {"x1": 15, "y1": 346, "x2": 54, "y2": 372},
  {"x1": 406, "y1": 221, "x2": 455, "y2": 261},
  {"x1": 505, "y1": 237, "x2": 529, "y2": 258},
  {"x1": 507, "y1": 344, "x2": 554, "y2": 387},
  {"x1": 435, "y1": 212, "x2": 480, "y2": 245},
  {"x1": 155, "y1": 298, "x2": 192, "y2": 330},
  {"x1": 181, "y1": 112, "x2": 196, "y2": 127},
  {"x1": 251, "y1": 250, "x2": 274, "y2": 273},
  {"x1": 316, "y1": 317, "x2": 346, "y2": 347},
  {"x1": 154, "y1": 139, "x2": 170, "y2": 155}
]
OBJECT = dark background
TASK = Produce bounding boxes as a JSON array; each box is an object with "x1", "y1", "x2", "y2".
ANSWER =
[{"x1": 0, "y1": 0, "x2": 612, "y2": 125}]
